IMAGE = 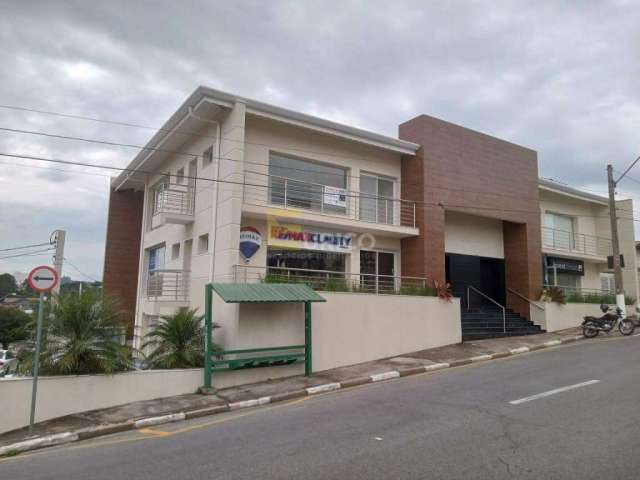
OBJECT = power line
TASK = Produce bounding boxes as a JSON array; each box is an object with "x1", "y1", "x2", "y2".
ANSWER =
[
  {"x1": 0, "y1": 160, "x2": 112, "y2": 178},
  {"x1": 0, "y1": 248, "x2": 54, "y2": 261},
  {"x1": 1, "y1": 103, "x2": 634, "y2": 208},
  {"x1": 0, "y1": 150, "x2": 626, "y2": 220},
  {"x1": 0, "y1": 124, "x2": 586, "y2": 204},
  {"x1": 0, "y1": 242, "x2": 51, "y2": 252},
  {"x1": 63, "y1": 257, "x2": 99, "y2": 283}
]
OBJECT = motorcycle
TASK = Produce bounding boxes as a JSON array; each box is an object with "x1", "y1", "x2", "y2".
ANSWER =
[{"x1": 582, "y1": 304, "x2": 635, "y2": 338}]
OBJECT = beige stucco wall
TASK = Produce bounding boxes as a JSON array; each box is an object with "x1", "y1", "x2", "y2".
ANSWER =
[{"x1": 444, "y1": 211, "x2": 504, "y2": 259}]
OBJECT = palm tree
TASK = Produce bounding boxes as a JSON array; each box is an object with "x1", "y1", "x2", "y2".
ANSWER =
[
  {"x1": 19, "y1": 290, "x2": 132, "y2": 375},
  {"x1": 142, "y1": 309, "x2": 219, "y2": 369}
]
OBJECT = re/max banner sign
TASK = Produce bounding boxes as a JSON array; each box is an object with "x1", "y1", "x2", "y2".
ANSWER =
[{"x1": 268, "y1": 224, "x2": 353, "y2": 252}]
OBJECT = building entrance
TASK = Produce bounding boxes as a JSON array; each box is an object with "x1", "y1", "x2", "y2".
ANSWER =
[{"x1": 445, "y1": 253, "x2": 505, "y2": 307}]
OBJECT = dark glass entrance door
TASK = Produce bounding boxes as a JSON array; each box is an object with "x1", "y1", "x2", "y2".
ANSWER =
[
  {"x1": 360, "y1": 250, "x2": 395, "y2": 292},
  {"x1": 445, "y1": 253, "x2": 505, "y2": 307}
]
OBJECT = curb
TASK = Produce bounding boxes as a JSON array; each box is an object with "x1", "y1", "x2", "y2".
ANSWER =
[{"x1": 0, "y1": 333, "x2": 585, "y2": 457}]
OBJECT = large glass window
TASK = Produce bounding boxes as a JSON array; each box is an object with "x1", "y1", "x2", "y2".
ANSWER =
[
  {"x1": 268, "y1": 154, "x2": 347, "y2": 214},
  {"x1": 267, "y1": 248, "x2": 346, "y2": 273},
  {"x1": 359, "y1": 174, "x2": 395, "y2": 224},
  {"x1": 544, "y1": 212, "x2": 575, "y2": 250}
]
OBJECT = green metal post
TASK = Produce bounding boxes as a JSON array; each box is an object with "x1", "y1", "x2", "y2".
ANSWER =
[
  {"x1": 29, "y1": 292, "x2": 45, "y2": 434},
  {"x1": 203, "y1": 284, "x2": 213, "y2": 390},
  {"x1": 304, "y1": 301, "x2": 312, "y2": 376}
]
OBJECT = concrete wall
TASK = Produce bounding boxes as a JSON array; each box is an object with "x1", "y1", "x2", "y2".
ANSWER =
[
  {"x1": 0, "y1": 365, "x2": 300, "y2": 435},
  {"x1": 1, "y1": 293, "x2": 461, "y2": 434},
  {"x1": 444, "y1": 211, "x2": 504, "y2": 259},
  {"x1": 313, "y1": 293, "x2": 461, "y2": 371},
  {"x1": 530, "y1": 302, "x2": 604, "y2": 332}
]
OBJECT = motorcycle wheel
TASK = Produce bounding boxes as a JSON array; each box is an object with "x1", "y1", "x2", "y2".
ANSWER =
[
  {"x1": 583, "y1": 322, "x2": 599, "y2": 338},
  {"x1": 619, "y1": 319, "x2": 635, "y2": 336}
]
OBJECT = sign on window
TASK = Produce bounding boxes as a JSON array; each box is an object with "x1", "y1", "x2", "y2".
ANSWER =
[{"x1": 323, "y1": 186, "x2": 347, "y2": 208}]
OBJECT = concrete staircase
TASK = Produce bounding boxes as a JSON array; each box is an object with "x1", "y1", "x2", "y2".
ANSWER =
[{"x1": 462, "y1": 306, "x2": 545, "y2": 341}]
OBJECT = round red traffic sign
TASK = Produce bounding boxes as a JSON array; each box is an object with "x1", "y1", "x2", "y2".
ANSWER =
[{"x1": 27, "y1": 265, "x2": 59, "y2": 293}]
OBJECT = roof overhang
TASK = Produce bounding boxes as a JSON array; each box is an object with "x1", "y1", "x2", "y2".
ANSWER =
[
  {"x1": 112, "y1": 86, "x2": 420, "y2": 190},
  {"x1": 538, "y1": 178, "x2": 609, "y2": 206}
]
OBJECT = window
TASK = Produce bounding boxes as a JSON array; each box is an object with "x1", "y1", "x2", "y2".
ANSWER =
[
  {"x1": 268, "y1": 153, "x2": 347, "y2": 213},
  {"x1": 267, "y1": 248, "x2": 346, "y2": 272},
  {"x1": 203, "y1": 146, "x2": 213, "y2": 167},
  {"x1": 544, "y1": 212, "x2": 575, "y2": 250},
  {"x1": 600, "y1": 273, "x2": 615, "y2": 293},
  {"x1": 176, "y1": 167, "x2": 185, "y2": 184},
  {"x1": 360, "y1": 174, "x2": 396, "y2": 224},
  {"x1": 198, "y1": 234, "x2": 209, "y2": 254},
  {"x1": 171, "y1": 243, "x2": 180, "y2": 260},
  {"x1": 147, "y1": 245, "x2": 166, "y2": 272}
]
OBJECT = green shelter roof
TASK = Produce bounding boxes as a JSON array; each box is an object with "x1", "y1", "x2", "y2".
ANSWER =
[{"x1": 209, "y1": 283, "x2": 326, "y2": 303}]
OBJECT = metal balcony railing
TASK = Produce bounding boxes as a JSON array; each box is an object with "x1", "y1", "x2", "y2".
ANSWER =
[
  {"x1": 233, "y1": 265, "x2": 435, "y2": 296},
  {"x1": 541, "y1": 226, "x2": 612, "y2": 257},
  {"x1": 152, "y1": 183, "x2": 195, "y2": 217},
  {"x1": 242, "y1": 171, "x2": 417, "y2": 228},
  {"x1": 146, "y1": 269, "x2": 190, "y2": 302}
]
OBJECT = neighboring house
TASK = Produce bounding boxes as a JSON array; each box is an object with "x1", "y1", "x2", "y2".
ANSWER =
[
  {"x1": 0, "y1": 295, "x2": 37, "y2": 315},
  {"x1": 102, "y1": 87, "x2": 636, "y2": 345},
  {"x1": 539, "y1": 179, "x2": 638, "y2": 300}
]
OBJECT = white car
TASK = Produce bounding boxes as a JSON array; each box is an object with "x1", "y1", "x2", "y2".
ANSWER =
[{"x1": 0, "y1": 349, "x2": 15, "y2": 366}]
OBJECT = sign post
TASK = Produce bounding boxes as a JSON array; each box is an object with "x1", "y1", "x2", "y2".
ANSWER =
[{"x1": 26, "y1": 265, "x2": 59, "y2": 435}]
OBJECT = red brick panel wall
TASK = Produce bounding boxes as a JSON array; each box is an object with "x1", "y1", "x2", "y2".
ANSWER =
[
  {"x1": 103, "y1": 188, "x2": 144, "y2": 337},
  {"x1": 399, "y1": 115, "x2": 542, "y2": 318}
]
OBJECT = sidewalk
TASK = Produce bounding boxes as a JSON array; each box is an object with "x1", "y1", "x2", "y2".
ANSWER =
[{"x1": 0, "y1": 327, "x2": 594, "y2": 454}]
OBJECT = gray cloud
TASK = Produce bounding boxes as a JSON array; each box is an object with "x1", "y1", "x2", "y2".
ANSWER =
[{"x1": 1, "y1": 0, "x2": 639, "y2": 278}]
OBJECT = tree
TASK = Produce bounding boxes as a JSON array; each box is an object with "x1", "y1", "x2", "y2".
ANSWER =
[
  {"x1": 19, "y1": 290, "x2": 132, "y2": 375},
  {"x1": 142, "y1": 309, "x2": 220, "y2": 369},
  {"x1": 0, "y1": 306, "x2": 30, "y2": 349},
  {"x1": 0, "y1": 273, "x2": 18, "y2": 298}
]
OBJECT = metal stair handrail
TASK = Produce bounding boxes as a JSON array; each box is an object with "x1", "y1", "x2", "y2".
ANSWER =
[
  {"x1": 466, "y1": 285, "x2": 506, "y2": 334},
  {"x1": 507, "y1": 287, "x2": 545, "y2": 311}
]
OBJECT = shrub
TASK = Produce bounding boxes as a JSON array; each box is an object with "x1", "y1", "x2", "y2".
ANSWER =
[
  {"x1": 19, "y1": 291, "x2": 132, "y2": 375},
  {"x1": 142, "y1": 309, "x2": 221, "y2": 369}
]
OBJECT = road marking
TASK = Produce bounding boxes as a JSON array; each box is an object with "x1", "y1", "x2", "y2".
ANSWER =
[
  {"x1": 137, "y1": 428, "x2": 171, "y2": 437},
  {"x1": 509, "y1": 380, "x2": 600, "y2": 405}
]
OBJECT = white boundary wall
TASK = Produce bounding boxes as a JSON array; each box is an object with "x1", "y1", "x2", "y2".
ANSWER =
[
  {"x1": 1, "y1": 293, "x2": 461, "y2": 434},
  {"x1": 530, "y1": 302, "x2": 605, "y2": 332}
]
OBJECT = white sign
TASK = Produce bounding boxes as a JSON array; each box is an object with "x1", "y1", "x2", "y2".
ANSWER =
[
  {"x1": 27, "y1": 265, "x2": 59, "y2": 293},
  {"x1": 323, "y1": 186, "x2": 347, "y2": 208}
]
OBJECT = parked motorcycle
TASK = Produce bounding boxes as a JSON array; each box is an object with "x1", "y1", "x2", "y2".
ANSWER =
[{"x1": 582, "y1": 304, "x2": 635, "y2": 338}]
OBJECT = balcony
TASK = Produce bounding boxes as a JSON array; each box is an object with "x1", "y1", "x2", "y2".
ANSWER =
[
  {"x1": 242, "y1": 172, "x2": 418, "y2": 235},
  {"x1": 233, "y1": 264, "x2": 435, "y2": 296},
  {"x1": 146, "y1": 269, "x2": 190, "y2": 302},
  {"x1": 151, "y1": 183, "x2": 195, "y2": 228},
  {"x1": 541, "y1": 226, "x2": 612, "y2": 259}
]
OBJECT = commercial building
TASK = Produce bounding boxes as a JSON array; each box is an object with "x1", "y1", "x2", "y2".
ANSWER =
[{"x1": 103, "y1": 86, "x2": 637, "y2": 351}]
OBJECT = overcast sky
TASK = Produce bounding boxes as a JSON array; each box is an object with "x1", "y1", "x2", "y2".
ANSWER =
[{"x1": 1, "y1": 0, "x2": 639, "y2": 280}]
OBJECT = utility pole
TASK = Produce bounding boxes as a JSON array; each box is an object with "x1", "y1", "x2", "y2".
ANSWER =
[
  {"x1": 51, "y1": 229, "x2": 66, "y2": 297},
  {"x1": 607, "y1": 164, "x2": 625, "y2": 314}
]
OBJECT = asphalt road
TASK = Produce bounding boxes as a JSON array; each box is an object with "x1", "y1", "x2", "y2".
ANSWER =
[{"x1": 3, "y1": 335, "x2": 640, "y2": 479}]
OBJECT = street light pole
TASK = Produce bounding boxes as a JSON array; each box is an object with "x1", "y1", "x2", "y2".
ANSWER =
[{"x1": 607, "y1": 164, "x2": 625, "y2": 314}]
